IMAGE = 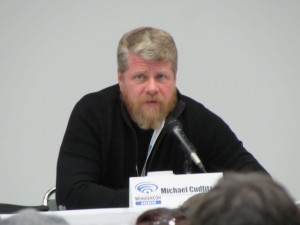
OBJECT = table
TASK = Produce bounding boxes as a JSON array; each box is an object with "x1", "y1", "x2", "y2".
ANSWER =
[{"x1": 0, "y1": 207, "x2": 145, "y2": 225}]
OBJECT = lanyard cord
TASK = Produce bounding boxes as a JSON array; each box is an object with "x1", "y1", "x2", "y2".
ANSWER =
[{"x1": 140, "y1": 120, "x2": 165, "y2": 176}]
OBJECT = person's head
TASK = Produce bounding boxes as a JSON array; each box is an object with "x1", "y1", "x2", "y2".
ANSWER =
[
  {"x1": 117, "y1": 27, "x2": 178, "y2": 130},
  {"x1": 136, "y1": 207, "x2": 188, "y2": 225},
  {"x1": 189, "y1": 172, "x2": 300, "y2": 225},
  {"x1": 0, "y1": 209, "x2": 70, "y2": 225},
  {"x1": 178, "y1": 192, "x2": 207, "y2": 216}
]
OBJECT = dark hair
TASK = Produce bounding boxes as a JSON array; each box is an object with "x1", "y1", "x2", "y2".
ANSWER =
[
  {"x1": 189, "y1": 172, "x2": 300, "y2": 225},
  {"x1": 136, "y1": 207, "x2": 188, "y2": 225}
]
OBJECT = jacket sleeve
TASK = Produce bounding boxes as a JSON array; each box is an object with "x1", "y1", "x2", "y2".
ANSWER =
[
  {"x1": 200, "y1": 111, "x2": 269, "y2": 174},
  {"x1": 56, "y1": 96, "x2": 129, "y2": 209}
]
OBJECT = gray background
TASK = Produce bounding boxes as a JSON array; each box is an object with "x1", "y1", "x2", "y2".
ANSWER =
[{"x1": 1, "y1": 0, "x2": 299, "y2": 205}]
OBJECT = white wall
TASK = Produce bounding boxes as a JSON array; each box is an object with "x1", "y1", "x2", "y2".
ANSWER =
[{"x1": 1, "y1": 0, "x2": 299, "y2": 205}]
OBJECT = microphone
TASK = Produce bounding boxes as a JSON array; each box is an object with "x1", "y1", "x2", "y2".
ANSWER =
[{"x1": 165, "y1": 118, "x2": 206, "y2": 173}]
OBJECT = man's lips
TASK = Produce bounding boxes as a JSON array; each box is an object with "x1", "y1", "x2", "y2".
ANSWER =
[
  {"x1": 146, "y1": 100, "x2": 158, "y2": 103},
  {"x1": 144, "y1": 100, "x2": 160, "y2": 106}
]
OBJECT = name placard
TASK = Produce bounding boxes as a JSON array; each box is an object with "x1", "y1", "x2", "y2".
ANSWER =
[{"x1": 129, "y1": 172, "x2": 222, "y2": 209}]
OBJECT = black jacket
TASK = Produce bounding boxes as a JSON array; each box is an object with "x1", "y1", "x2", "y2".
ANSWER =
[{"x1": 56, "y1": 84, "x2": 268, "y2": 209}]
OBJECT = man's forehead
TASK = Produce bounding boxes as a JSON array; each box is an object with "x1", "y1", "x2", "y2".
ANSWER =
[{"x1": 127, "y1": 53, "x2": 173, "y2": 69}]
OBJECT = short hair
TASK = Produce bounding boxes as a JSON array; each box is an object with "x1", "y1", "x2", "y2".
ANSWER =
[
  {"x1": 117, "y1": 27, "x2": 178, "y2": 74},
  {"x1": 135, "y1": 207, "x2": 188, "y2": 225},
  {"x1": 189, "y1": 172, "x2": 300, "y2": 225},
  {"x1": 178, "y1": 192, "x2": 207, "y2": 216},
  {"x1": 0, "y1": 209, "x2": 70, "y2": 225}
]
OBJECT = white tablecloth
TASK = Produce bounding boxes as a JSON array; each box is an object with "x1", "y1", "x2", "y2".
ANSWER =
[{"x1": 0, "y1": 207, "x2": 145, "y2": 225}]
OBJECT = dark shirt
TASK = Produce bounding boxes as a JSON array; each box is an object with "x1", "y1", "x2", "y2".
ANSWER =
[{"x1": 133, "y1": 121, "x2": 153, "y2": 175}]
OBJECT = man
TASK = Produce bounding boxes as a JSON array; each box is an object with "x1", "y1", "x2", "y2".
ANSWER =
[
  {"x1": 189, "y1": 173, "x2": 300, "y2": 225},
  {"x1": 56, "y1": 27, "x2": 268, "y2": 210}
]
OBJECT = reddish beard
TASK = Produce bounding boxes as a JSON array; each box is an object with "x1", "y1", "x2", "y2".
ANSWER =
[{"x1": 121, "y1": 90, "x2": 177, "y2": 130}]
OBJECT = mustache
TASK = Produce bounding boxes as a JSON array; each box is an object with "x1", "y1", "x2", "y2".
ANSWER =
[{"x1": 142, "y1": 96, "x2": 163, "y2": 102}]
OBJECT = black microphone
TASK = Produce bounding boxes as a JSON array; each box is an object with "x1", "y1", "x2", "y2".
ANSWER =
[{"x1": 165, "y1": 118, "x2": 206, "y2": 173}]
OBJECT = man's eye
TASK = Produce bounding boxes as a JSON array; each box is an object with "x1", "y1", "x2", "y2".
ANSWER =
[
  {"x1": 134, "y1": 74, "x2": 145, "y2": 81},
  {"x1": 156, "y1": 74, "x2": 168, "y2": 81}
]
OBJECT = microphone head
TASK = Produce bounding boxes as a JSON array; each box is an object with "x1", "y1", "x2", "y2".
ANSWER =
[{"x1": 164, "y1": 117, "x2": 182, "y2": 132}]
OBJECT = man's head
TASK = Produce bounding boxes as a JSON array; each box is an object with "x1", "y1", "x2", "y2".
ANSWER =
[
  {"x1": 117, "y1": 27, "x2": 178, "y2": 129},
  {"x1": 117, "y1": 27, "x2": 178, "y2": 75},
  {"x1": 190, "y1": 173, "x2": 300, "y2": 225},
  {"x1": 189, "y1": 172, "x2": 300, "y2": 225},
  {"x1": 0, "y1": 209, "x2": 70, "y2": 225}
]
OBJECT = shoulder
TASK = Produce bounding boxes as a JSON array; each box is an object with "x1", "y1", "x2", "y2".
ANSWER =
[
  {"x1": 81, "y1": 84, "x2": 119, "y2": 103},
  {"x1": 180, "y1": 94, "x2": 218, "y2": 120},
  {"x1": 179, "y1": 94, "x2": 229, "y2": 131},
  {"x1": 70, "y1": 84, "x2": 121, "y2": 118},
  {"x1": 76, "y1": 84, "x2": 120, "y2": 107}
]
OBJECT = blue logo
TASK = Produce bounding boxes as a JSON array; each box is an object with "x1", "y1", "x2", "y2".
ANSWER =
[{"x1": 135, "y1": 182, "x2": 158, "y2": 194}]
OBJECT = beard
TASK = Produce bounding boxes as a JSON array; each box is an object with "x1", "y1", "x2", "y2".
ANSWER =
[{"x1": 121, "y1": 90, "x2": 177, "y2": 130}]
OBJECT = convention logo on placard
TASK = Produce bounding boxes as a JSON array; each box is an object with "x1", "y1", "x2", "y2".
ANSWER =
[
  {"x1": 134, "y1": 182, "x2": 162, "y2": 206},
  {"x1": 135, "y1": 182, "x2": 158, "y2": 193}
]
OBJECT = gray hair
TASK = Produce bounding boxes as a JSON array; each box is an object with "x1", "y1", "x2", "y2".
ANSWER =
[
  {"x1": 0, "y1": 209, "x2": 69, "y2": 225},
  {"x1": 189, "y1": 172, "x2": 300, "y2": 225},
  {"x1": 117, "y1": 27, "x2": 178, "y2": 74}
]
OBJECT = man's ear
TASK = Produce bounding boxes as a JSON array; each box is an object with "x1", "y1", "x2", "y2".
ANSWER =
[{"x1": 117, "y1": 70, "x2": 122, "y2": 82}]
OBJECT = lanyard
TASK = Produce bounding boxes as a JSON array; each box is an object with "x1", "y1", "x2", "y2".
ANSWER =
[{"x1": 140, "y1": 120, "x2": 165, "y2": 176}]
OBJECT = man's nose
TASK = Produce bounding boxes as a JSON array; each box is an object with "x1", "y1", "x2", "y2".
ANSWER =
[{"x1": 145, "y1": 78, "x2": 159, "y2": 95}]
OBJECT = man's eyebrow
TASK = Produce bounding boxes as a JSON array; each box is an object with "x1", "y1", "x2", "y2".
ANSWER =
[{"x1": 132, "y1": 71, "x2": 147, "y2": 75}]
